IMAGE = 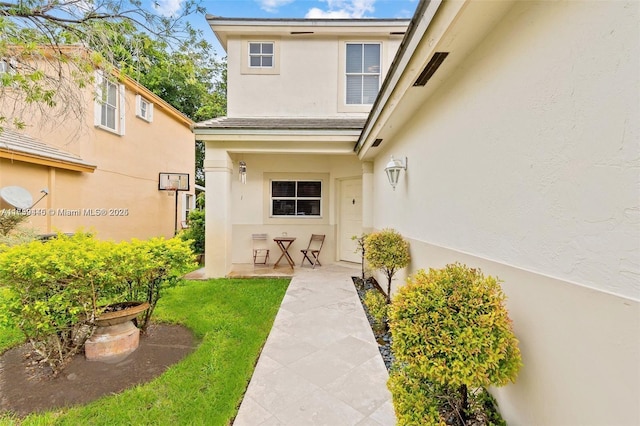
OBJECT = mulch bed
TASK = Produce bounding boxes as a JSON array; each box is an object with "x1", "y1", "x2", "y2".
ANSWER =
[{"x1": 0, "y1": 323, "x2": 196, "y2": 417}]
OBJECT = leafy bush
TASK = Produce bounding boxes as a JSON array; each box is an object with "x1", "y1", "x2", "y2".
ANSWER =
[
  {"x1": 0, "y1": 233, "x2": 196, "y2": 373},
  {"x1": 363, "y1": 289, "x2": 388, "y2": 326},
  {"x1": 0, "y1": 233, "x2": 114, "y2": 372},
  {"x1": 364, "y1": 228, "x2": 410, "y2": 303},
  {"x1": 388, "y1": 263, "x2": 522, "y2": 425},
  {"x1": 179, "y1": 209, "x2": 205, "y2": 254},
  {"x1": 111, "y1": 237, "x2": 196, "y2": 331}
]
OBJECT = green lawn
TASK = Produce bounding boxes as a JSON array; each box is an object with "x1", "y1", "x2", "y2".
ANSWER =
[{"x1": 0, "y1": 278, "x2": 290, "y2": 425}]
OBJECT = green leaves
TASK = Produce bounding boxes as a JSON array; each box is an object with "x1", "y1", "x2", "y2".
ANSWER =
[
  {"x1": 387, "y1": 263, "x2": 522, "y2": 423},
  {"x1": 364, "y1": 229, "x2": 410, "y2": 302},
  {"x1": 0, "y1": 232, "x2": 196, "y2": 373}
]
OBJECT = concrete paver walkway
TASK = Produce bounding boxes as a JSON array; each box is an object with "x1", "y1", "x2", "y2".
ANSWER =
[{"x1": 233, "y1": 263, "x2": 395, "y2": 426}]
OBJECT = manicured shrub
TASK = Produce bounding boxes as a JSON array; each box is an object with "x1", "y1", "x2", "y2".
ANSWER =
[
  {"x1": 363, "y1": 289, "x2": 388, "y2": 326},
  {"x1": 388, "y1": 263, "x2": 522, "y2": 424},
  {"x1": 0, "y1": 233, "x2": 115, "y2": 372},
  {"x1": 364, "y1": 228, "x2": 410, "y2": 303},
  {"x1": 0, "y1": 233, "x2": 196, "y2": 373},
  {"x1": 111, "y1": 237, "x2": 196, "y2": 331}
]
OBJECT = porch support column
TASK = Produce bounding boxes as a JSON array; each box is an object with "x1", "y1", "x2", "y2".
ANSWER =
[
  {"x1": 204, "y1": 146, "x2": 233, "y2": 278},
  {"x1": 362, "y1": 161, "x2": 374, "y2": 233}
]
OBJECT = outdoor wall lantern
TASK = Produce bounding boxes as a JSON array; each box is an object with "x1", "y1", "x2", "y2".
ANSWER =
[
  {"x1": 385, "y1": 156, "x2": 407, "y2": 190},
  {"x1": 239, "y1": 161, "x2": 247, "y2": 184}
]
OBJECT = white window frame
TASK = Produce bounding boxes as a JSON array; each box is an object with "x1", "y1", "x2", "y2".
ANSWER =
[
  {"x1": 241, "y1": 39, "x2": 280, "y2": 75},
  {"x1": 345, "y1": 42, "x2": 381, "y2": 106},
  {"x1": 136, "y1": 95, "x2": 154, "y2": 122},
  {"x1": 94, "y1": 71, "x2": 125, "y2": 135},
  {"x1": 182, "y1": 193, "x2": 195, "y2": 224},
  {"x1": 270, "y1": 180, "x2": 322, "y2": 218},
  {"x1": 248, "y1": 41, "x2": 275, "y2": 69}
]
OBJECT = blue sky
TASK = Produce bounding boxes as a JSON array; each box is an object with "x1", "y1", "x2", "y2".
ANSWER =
[{"x1": 154, "y1": 0, "x2": 419, "y2": 56}]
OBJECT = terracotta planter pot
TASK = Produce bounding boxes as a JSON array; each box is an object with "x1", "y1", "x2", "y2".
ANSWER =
[{"x1": 93, "y1": 301, "x2": 150, "y2": 327}]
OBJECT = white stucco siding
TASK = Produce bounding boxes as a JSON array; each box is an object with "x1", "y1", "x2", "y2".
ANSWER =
[
  {"x1": 375, "y1": 0, "x2": 639, "y2": 300},
  {"x1": 227, "y1": 36, "x2": 403, "y2": 118}
]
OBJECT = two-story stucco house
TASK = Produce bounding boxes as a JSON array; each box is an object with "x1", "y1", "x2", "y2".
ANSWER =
[
  {"x1": 0, "y1": 52, "x2": 195, "y2": 241},
  {"x1": 194, "y1": 17, "x2": 409, "y2": 274},
  {"x1": 195, "y1": 0, "x2": 639, "y2": 424}
]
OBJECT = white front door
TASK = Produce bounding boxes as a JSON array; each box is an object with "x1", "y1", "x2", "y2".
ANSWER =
[{"x1": 339, "y1": 178, "x2": 363, "y2": 263}]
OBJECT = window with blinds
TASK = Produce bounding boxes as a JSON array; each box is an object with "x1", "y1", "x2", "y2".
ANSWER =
[
  {"x1": 271, "y1": 181, "x2": 322, "y2": 217},
  {"x1": 346, "y1": 43, "x2": 381, "y2": 105}
]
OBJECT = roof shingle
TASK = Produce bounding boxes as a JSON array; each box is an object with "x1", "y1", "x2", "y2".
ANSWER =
[
  {"x1": 0, "y1": 129, "x2": 96, "y2": 169},
  {"x1": 194, "y1": 117, "x2": 367, "y2": 131}
]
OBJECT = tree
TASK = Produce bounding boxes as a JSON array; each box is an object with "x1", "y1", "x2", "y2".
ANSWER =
[
  {"x1": 0, "y1": 0, "x2": 206, "y2": 130},
  {"x1": 364, "y1": 229, "x2": 411, "y2": 303}
]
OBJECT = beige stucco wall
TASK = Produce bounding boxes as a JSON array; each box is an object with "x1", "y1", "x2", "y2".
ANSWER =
[
  {"x1": 370, "y1": 1, "x2": 639, "y2": 424},
  {"x1": 226, "y1": 35, "x2": 403, "y2": 118},
  {"x1": 1, "y1": 76, "x2": 194, "y2": 241}
]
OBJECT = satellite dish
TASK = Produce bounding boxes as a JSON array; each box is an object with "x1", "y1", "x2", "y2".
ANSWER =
[{"x1": 0, "y1": 186, "x2": 34, "y2": 210}]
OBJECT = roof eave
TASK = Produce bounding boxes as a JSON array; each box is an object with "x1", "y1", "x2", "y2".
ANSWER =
[{"x1": 0, "y1": 149, "x2": 97, "y2": 173}]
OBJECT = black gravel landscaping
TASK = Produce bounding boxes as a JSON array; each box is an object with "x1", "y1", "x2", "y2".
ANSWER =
[{"x1": 352, "y1": 276, "x2": 394, "y2": 370}]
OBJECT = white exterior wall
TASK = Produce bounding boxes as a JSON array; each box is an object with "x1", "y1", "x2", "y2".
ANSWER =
[
  {"x1": 372, "y1": 1, "x2": 639, "y2": 424},
  {"x1": 227, "y1": 36, "x2": 403, "y2": 118}
]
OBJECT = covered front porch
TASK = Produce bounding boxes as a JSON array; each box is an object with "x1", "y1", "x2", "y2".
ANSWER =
[{"x1": 193, "y1": 117, "x2": 375, "y2": 279}]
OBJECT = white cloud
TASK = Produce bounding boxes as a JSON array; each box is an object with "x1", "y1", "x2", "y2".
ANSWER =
[
  {"x1": 305, "y1": 0, "x2": 376, "y2": 19},
  {"x1": 258, "y1": 0, "x2": 295, "y2": 13},
  {"x1": 154, "y1": 0, "x2": 183, "y2": 17}
]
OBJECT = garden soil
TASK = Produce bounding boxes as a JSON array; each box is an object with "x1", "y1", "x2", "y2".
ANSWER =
[{"x1": 0, "y1": 324, "x2": 196, "y2": 417}]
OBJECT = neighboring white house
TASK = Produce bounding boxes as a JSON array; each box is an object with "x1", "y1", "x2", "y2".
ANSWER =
[{"x1": 194, "y1": 1, "x2": 639, "y2": 424}]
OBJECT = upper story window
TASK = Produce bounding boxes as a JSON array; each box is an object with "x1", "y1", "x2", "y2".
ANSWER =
[
  {"x1": 136, "y1": 95, "x2": 154, "y2": 122},
  {"x1": 94, "y1": 72, "x2": 125, "y2": 135},
  {"x1": 345, "y1": 43, "x2": 381, "y2": 105},
  {"x1": 271, "y1": 180, "x2": 322, "y2": 217},
  {"x1": 249, "y1": 42, "x2": 274, "y2": 68}
]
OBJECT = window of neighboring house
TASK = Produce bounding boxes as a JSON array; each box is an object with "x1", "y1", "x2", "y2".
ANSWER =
[
  {"x1": 249, "y1": 42, "x2": 274, "y2": 68},
  {"x1": 271, "y1": 180, "x2": 322, "y2": 217},
  {"x1": 94, "y1": 72, "x2": 125, "y2": 135},
  {"x1": 136, "y1": 95, "x2": 153, "y2": 122},
  {"x1": 182, "y1": 193, "x2": 194, "y2": 227},
  {"x1": 345, "y1": 43, "x2": 381, "y2": 105}
]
